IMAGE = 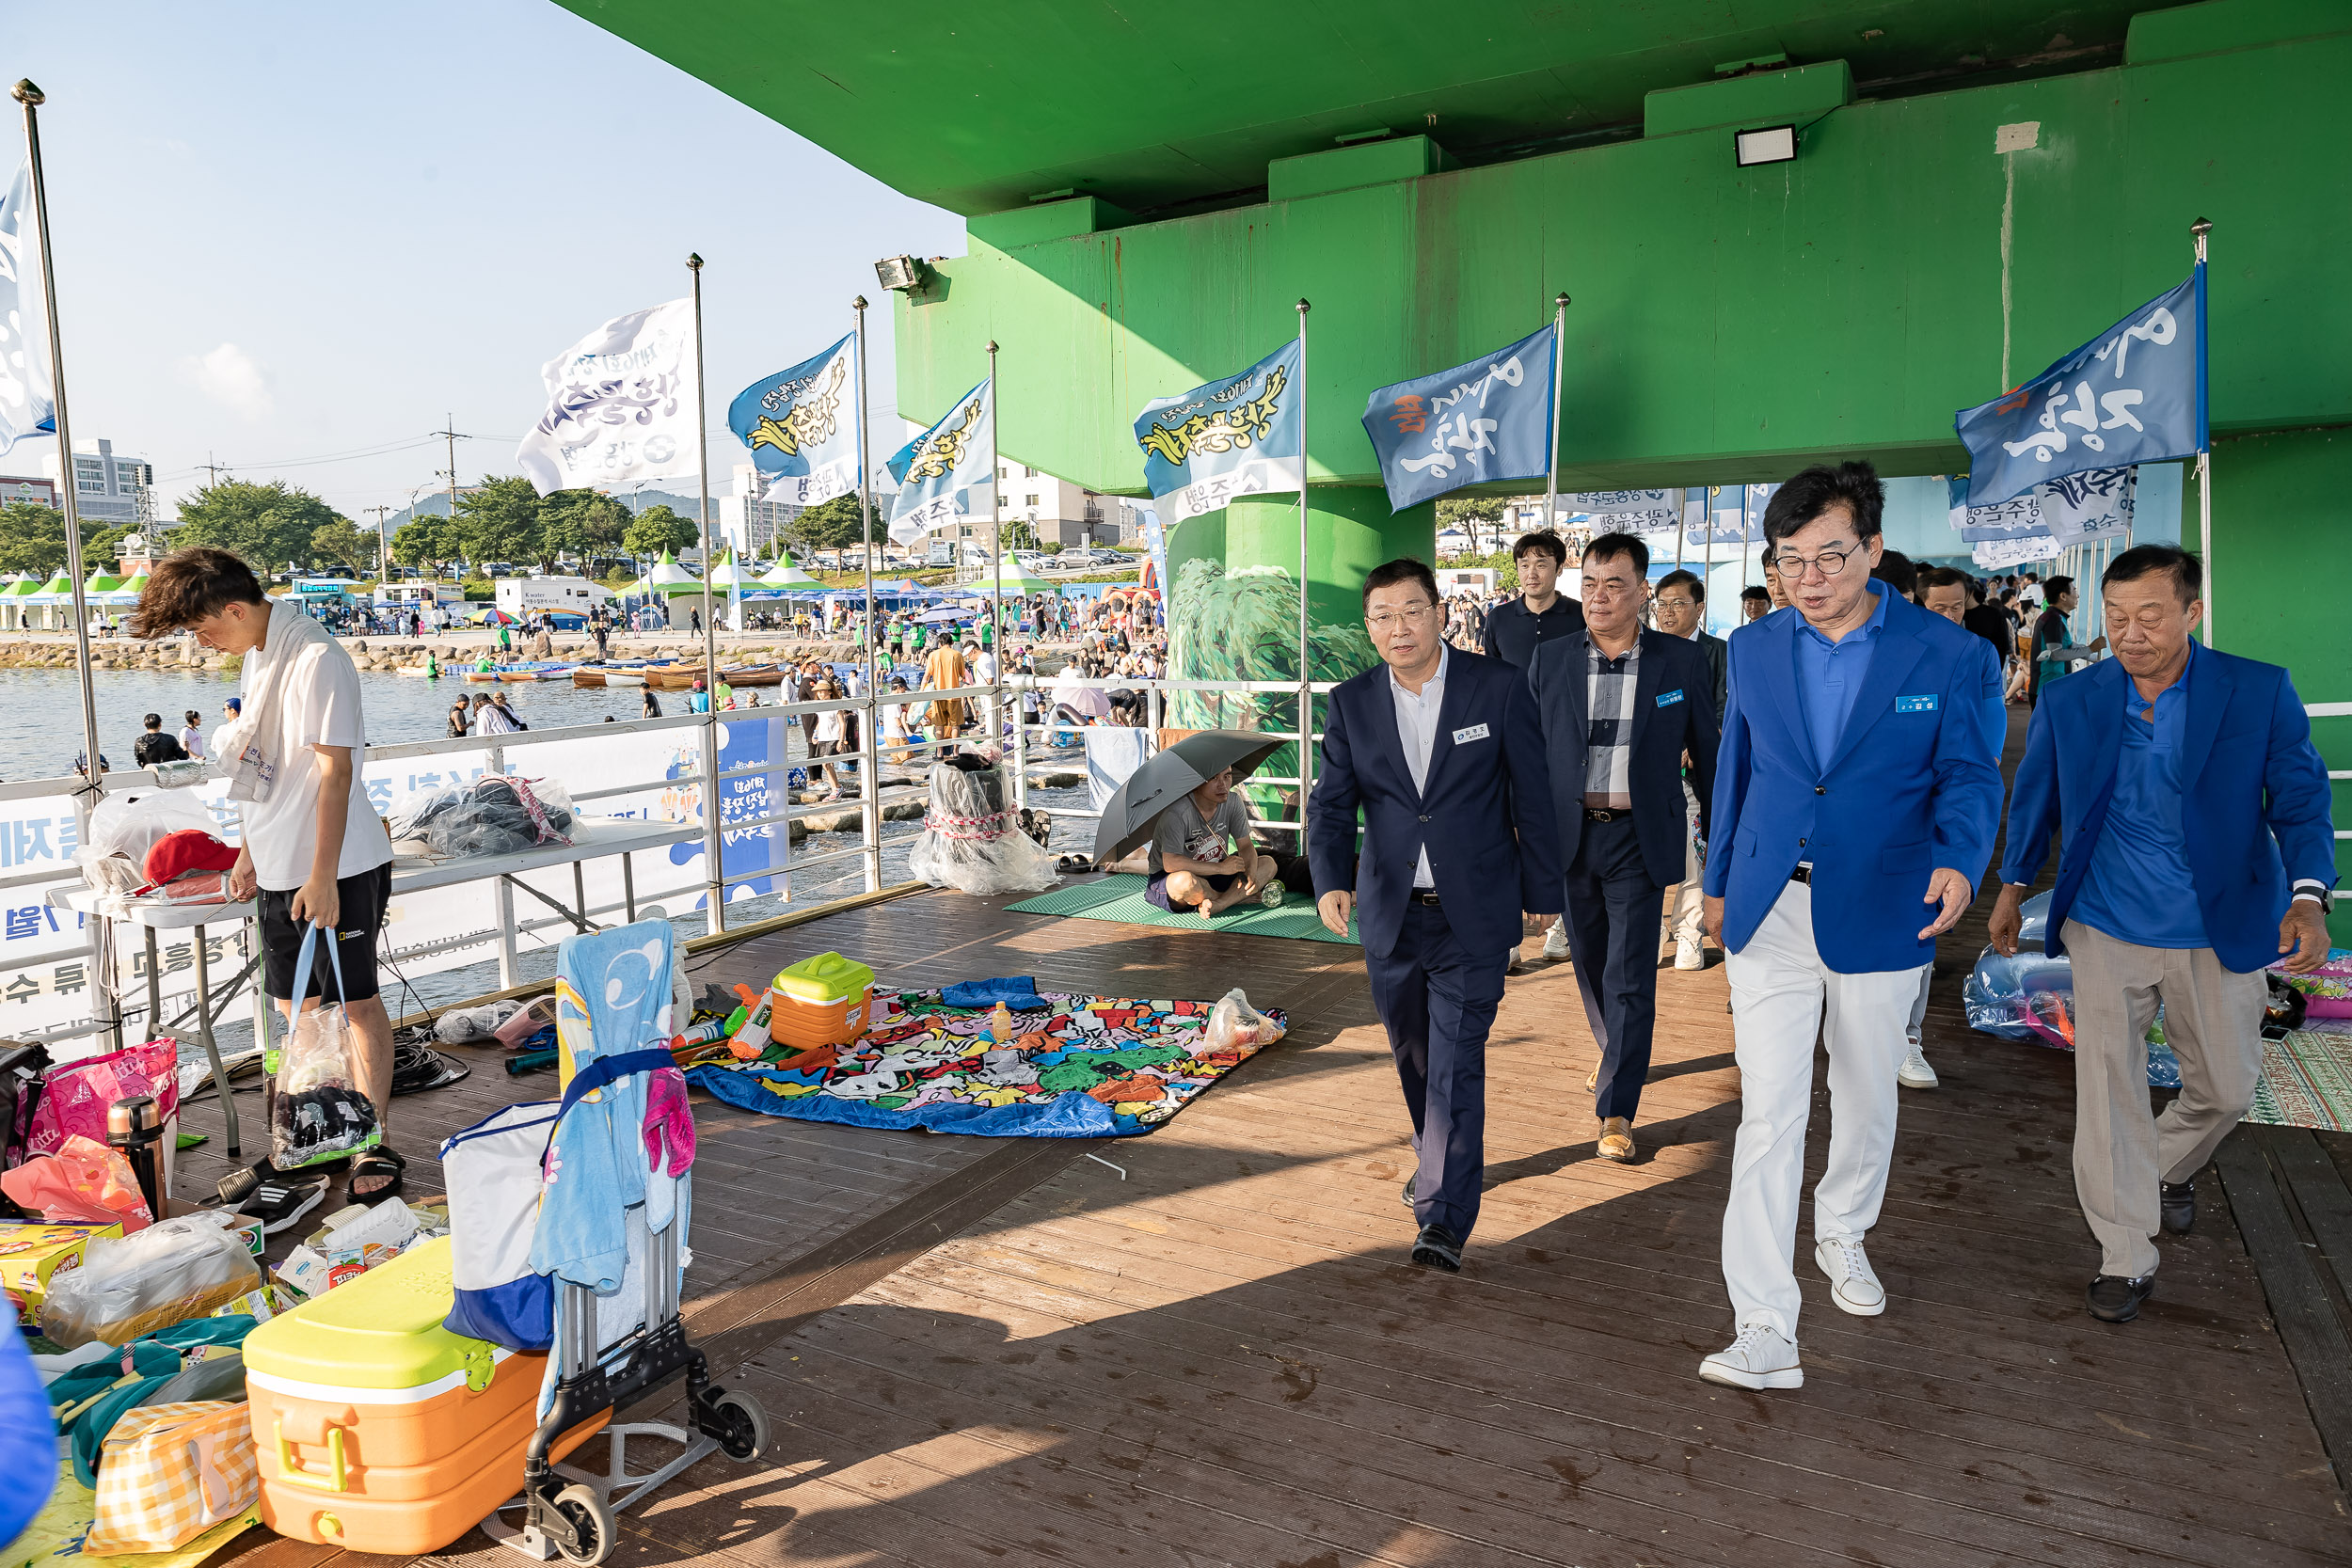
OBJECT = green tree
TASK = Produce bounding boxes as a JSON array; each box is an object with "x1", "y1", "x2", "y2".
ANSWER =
[
  {"x1": 786, "y1": 492, "x2": 876, "y2": 555},
  {"x1": 452, "y1": 475, "x2": 542, "y2": 569},
  {"x1": 389, "y1": 514, "x2": 462, "y2": 574},
  {"x1": 173, "y1": 480, "x2": 341, "y2": 573},
  {"x1": 309, "y1": 517, "x2": 377, "y2": 575},
  {"x1": 538, "y1": 489, "x2": 630, "y2": 573},
  {"x1": 622, "y1": 503, "x2": 698, "y2": 560},
  {"x1": 84, "y1": 526, "x2": 134, "y2": 571},
  {"x1": 1437, "y1": 494, "x2": 1512, "y2": 556},
  {"x1": 0, "y1": 501, "x2": 71, "y2": 578}
]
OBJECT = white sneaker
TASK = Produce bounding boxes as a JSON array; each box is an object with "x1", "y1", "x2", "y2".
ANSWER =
[
  {"x1": 1675, "y1": 936, "x2": 1704, "y2": 970},
  {"x1": 1815, "y1": 1235, "x2": 1886, "y2": 1316},
  {"x1": 1507, "y1": 945, "x2": 1523, "y2": 968},
  {"x1": 1698, "y1": 1323, "x2": 1804, "y2": 1390},
  {"x1": 1898, "y1": 1029, "x2": 1938, "y2": 1090},
  {"x1": 1542, "y1": 923, "x2": 1571, "y2": 960}
]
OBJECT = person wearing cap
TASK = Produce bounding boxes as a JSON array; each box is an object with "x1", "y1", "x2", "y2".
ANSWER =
[
  {"x1": 447, "y1": 698, "x2": 470, "y2": 738},
  {"x1": 688, "y1": 677, "x2": 710, "y2": 714}
]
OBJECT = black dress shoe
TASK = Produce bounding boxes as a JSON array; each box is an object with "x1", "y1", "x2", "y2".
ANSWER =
[
  {"x1": 1401, "y1": 1173, "x2": 1416, "y2": 1210},
  {"x1": 2087, "y1": 1274, "x2": 2155, "y2": 1323},
  {"x1": 2160, "y1": 1180, "x2": 2196, "y2": 1234},
  {"x1": 1411, "y1": 1223, "x2": 1463, "y2": 1272}
]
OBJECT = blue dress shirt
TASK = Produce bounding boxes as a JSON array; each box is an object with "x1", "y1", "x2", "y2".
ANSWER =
[
  {"x1": 1792, "y1": 585, "x2": 1890, "y2": 769},
  {"x1": 2071, "y1": 646, "x2": 2209, "y2": 949}
]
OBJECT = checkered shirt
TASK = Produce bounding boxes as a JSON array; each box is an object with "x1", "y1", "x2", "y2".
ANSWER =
[{"x1": 1583, "y1": 635, "x2": 1640, "y2": 808}]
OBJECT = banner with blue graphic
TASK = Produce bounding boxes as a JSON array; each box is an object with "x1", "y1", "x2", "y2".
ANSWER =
[
  {"x1": 886, "y1": 378, "x2": 993, "y2": 544},
  {"x1": 1956, "y1": 268, "x2": 2203, "y2": 506},
  {"x1": 1133, "y1": 341, "x2": 1302, "y2": 528},
  {"x1": 0, "y1": 163, "x2": 56, "y2": 456},
  {"x1": 728, "y1": 334, "x2": 860, "y2": 508},
  {"x1": 1360, "y1": 325, "x2": 1556, "y2": 513}
]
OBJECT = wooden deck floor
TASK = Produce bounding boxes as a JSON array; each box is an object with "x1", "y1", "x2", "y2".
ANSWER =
[{"x1": 199, "y1": 709, "x2": 2351, "y2": 1568}]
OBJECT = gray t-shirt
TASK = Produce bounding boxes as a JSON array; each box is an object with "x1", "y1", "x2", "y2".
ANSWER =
[{"x1": 1150, "y1": 793, "x2": 1252, "y2": 877}]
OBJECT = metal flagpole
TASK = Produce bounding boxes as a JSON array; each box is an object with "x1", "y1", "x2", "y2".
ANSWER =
[
  {"x1": 987, "y1": 341, "x2": 1002, "y2": 744},
  {"x1": 688, "y1": 252, "x2": 725, "y2": 934},
  {"x1": 2190, "y1": 216, "x2": 2213, "y2": 646},
  {"x1": 1543, "y1": 293, "x2": 1568, "y2": 533},
  {"x1": 853, "y1": 297, "x2": 882, "y2": 890},
  {"x1": 13, "y1": 83, "x2": 104, "y2": 819},
  {"x1": 1295, "y1": 298, "x2": 1313, "y2": 854}
]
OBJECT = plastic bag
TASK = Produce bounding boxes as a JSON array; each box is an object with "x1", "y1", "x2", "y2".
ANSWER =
[
  {"x1": 38, "y1": 1212, "x2": 262, "y2": 1346},
  {"x1": 269, "y1": 927, "x2": 380, "y2": 1170},
  {"x1": 1203, "y1": 988, "x2": 1285, "y2": 1054},
  {"x1": 907, "y1": 760, "x2": 1057, "y2": 895},
  {"x1": 81, "y1": 790, "x2": 220, "y2": 873},
  {"x1": 0, "y1": 1134, "x2": 153, "y2": 1229},
  {"x1": 433, "y1": 996, "x2": 526, "y2": 1045},
  {"x1": 1962, "y1": 947, "x2": 2077, "y2": 1045},
  {"x1": 27, "y1": 1039, "x2": 180, "y2": 1160},
  {"x1": 2272, "y1": 946, "x2": 2352, "y2": 1019}
]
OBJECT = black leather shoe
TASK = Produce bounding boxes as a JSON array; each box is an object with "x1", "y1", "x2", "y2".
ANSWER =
[
  {"x1": 2160, "y1": 1180, "x2": 2196, "y2": 1235},
  {"x1": 1411, "y1": 1223, "x2": 1462, "y2": 1272},
  {"x1": 2087, "y1": 1274, "x2": 2155, "y2": 1323},
  {"x1": 1401, "y1": 1173, "x2": 1416, "y2": 1210}
]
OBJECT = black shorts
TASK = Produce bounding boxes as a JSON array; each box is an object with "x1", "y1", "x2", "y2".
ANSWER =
[{"x1": 259, "y1": 863, "x2": 392, "y2": 1003}]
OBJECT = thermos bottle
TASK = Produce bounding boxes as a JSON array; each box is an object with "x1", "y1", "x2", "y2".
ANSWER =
[{"x1": 107, "y1": 1093, "x2": 167, "y2": 1222}]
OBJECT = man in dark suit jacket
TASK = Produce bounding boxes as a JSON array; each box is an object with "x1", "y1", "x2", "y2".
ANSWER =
[
  {"x1": 1534, "y1": 537, "x2": 1719, "y2": 1163},
  {"x1": 1992, "y1": 545, "x2": 2334, "y2": 1323},
  {"x1": 1309, "y1": 558, "x2": 1563, "y2": 1274}
]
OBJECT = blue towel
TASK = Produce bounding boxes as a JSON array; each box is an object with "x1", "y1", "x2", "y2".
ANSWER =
[{"x1": 941, "y1": 976, "x2": 1043, "y2": 1009}]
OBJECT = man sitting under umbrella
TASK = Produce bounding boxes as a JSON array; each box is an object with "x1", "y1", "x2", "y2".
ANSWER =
[{"x1": 1146, "y1": 765, "x2": 1279, "y2": 920}]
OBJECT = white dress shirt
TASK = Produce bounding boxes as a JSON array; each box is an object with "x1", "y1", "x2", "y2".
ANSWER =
[{"x1": 1388, "y1": 644, "x2": 1449, "y2": 889}]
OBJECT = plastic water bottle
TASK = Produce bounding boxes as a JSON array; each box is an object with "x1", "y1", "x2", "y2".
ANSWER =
[{"x1": 1260, "y1": 882, "x2": 1284, "y2": 910}]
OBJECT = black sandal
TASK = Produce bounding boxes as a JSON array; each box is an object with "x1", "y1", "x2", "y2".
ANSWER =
[{"x1": 349, "y1": 1147, "x2": 406, "y2": 1201}]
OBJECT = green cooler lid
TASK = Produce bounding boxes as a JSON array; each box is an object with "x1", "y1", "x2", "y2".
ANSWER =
[
  {"x1": 773, "y1": 951, "x2": 873, "y2": 1005},
  {"x1": 244, "y1": 1236, "x2": 497, "y2": 1390}
]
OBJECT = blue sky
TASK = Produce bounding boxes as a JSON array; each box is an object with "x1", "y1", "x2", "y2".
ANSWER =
[{"x1": 3, "y1": 1, "x2": 964, "y2": 518}]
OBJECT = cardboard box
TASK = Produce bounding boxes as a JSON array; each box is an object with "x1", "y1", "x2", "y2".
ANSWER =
[{"x1": 0, "y1": 1220, "x2": 125, "y2": 1326}]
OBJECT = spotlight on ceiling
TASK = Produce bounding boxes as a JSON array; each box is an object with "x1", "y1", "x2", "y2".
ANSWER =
[
  {"x1": 874, "y1": 255, "x2": 929, "y2": 293},
  {"x1": 1734, "y1": 124, "x2": 1799, "y2": 167}
]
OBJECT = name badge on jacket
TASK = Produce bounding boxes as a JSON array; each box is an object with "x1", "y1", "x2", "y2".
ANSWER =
[
  {"x1": 1896, "y1": 694, "x2": 1939, "y2": 713},
  {"x1": 1452, "y1": 723, "x2": 1490, "y2": 744},
  {"x1": 1656, "y1": 689, "x2": 1685, "y2": 707}
]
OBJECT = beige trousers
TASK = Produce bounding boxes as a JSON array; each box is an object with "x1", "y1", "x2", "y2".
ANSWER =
[{"x1": 2060, "y1": 919, "x2": 2267, "y2": 1279}]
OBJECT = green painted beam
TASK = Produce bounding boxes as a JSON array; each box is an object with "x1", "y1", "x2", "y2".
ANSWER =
[{"x1": 554, "y1": 0, "x2": 2148, "y2": 216}]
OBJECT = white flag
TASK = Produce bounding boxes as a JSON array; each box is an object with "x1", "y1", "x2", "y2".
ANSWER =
[
  {"x1": 516, "y1": 299, "x2": 699, "y2": 496},
  {"x1": 0, "y1": 163, "x2": 56, "y2": 457},
  {"x1": 885, "y1": 379, "x2": 993, "y2": 545}
]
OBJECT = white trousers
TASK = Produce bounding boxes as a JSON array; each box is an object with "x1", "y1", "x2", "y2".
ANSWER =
[
  {"x1": 1722, "y1": 880, "x2": 1928, "y2": 1340},
  {"x1": 1660, "y1": 782, "x2": 1706, "y2": 947}
]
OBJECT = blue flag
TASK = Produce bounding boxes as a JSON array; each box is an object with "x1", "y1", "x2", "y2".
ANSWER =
[
  {"x1": 1133, "y1": 341, "x2": 1301, "y2": 527},
  {"x1": 1361, "y1": 325, "x2": 1556, "y2": 513},
  {"x1": 885, "y1": 378, "x2": 993, "y2": 545},
  {"x1": 727, "y1": 334, "x2": 860, "y2": 508},
  {"x1": 1956, "y1": 268, "x2": 2204, "y2": 506}
]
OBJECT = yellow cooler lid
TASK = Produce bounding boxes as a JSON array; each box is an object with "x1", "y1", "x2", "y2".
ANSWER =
[
  {"x1": 774, "y1": 952, "x2": 873, "y2": 1005},
  {"x1": 244, "y1": 1236, "x2": 496, "y2": 1390}
]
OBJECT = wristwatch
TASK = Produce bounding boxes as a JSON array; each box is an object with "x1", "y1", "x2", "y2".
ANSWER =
[{"x1": 2292, "y1": 879, "x2": 2332, "y2": 912}]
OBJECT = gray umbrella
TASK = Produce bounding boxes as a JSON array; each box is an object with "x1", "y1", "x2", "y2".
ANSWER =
[{"x1": 1092, "y1": 729, "x2": 1288, "y2": 864}]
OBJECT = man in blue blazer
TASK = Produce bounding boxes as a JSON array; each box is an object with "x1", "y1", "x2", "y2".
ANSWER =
[
  {"x1": 1531, "y1": 532, "x2": 1718, "y2": 1164},
  {"x1": 1697, "y1": 462, "x2": 2004, "y2": 1391},
  {"x1": 1991, "y1": 545, "x2": 2334, "y2": 1323},
  {"x1": 1309, "y1": 558, "x2": 1563, "y2": 1273}
]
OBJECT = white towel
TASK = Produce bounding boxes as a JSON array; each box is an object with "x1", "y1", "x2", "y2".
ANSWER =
[{"x1": 208, "y1": 601, "x2": 331, "y2": 803}]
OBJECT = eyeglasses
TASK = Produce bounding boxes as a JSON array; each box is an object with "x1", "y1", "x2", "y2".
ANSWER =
[
  {"x1": 1769, "y1": 544, "x2": 1863, "y2": 579},
  {"x1": 1365, "y1": 602, "x2": 1436, "y2": 632},
  {"x1": 1653, "y1": 595, "x2": 1697, "y2": 610}
]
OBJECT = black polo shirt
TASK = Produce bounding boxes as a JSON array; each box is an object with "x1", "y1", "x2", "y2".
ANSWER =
[{"x1": 1482, "y1": 593, "x2": 1586, "y2": 673}]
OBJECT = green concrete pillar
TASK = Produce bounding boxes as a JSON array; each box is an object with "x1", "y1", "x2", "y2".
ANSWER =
[{"x1": 1226, "y1": 487, "x2": 1436, "y2": 627}]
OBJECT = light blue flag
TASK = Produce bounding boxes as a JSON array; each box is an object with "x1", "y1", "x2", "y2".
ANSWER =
[
  {"x1": 1956, "y1": 268, "x2": 2204, "y2": 506},
  {"x1": 885, "y1": 378, "x2": 992, "y2": 544},
  {"x1": 727, "y1": 334, "x2": 859, "y2": 508},
  {"x1": 0, "y1": 163, "x2": 56, "y2": 456},
  {"x1": 1360, "y1": 325, "x2": 1556, "y2": 513},
  {"x1": 1133, "y1": 341, "x2": 1301, "y2": 527}
]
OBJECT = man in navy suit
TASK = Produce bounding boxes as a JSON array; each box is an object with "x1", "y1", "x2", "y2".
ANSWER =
[
  {"x1": 1531, "y1": 532, "x2": 1718, "y2": 1163},
  {"x1": 1309, "y1": 558, "x2": 1563, "y2": 1272},
  {"x1": 1697, "y1": 462, "x2": 2004, "y2": 1390},
  {"x1": 1991, "y1": 545, "x2": 2334, "y2": 1323}
]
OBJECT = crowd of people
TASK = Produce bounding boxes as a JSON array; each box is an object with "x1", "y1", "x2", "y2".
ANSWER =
[{"x1": 1305, "y1": 459, "x2": 2336, "y2": 1397}]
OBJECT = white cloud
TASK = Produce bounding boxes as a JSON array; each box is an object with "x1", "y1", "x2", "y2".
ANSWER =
[{"x1": 177, "y1": 341, "x2": 273, "y2": 421}]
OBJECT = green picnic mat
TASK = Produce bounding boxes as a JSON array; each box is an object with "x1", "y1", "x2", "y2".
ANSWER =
[{"x1": 1006, "y1": 874, "x2": 1359, "y2": 944}]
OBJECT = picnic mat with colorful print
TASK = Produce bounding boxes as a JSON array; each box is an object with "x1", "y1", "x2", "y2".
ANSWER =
[
  {"x1": 2242, "y1": 1026, "x2": 2352, "y2": 1132},
  {"x1": 685, "y1": 988, "x2": 1285, "y2": 1138}
]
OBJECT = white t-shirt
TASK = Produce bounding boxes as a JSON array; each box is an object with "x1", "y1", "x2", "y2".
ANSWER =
[
  {"x1": 238, "y1": 633, "x2": 391, "y2": 892},
  {"x1": 178, "y1": 726, "x2": 205, "y2": 759}
]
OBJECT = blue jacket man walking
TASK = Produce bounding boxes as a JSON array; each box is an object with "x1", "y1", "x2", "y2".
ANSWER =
[
  {"x1": 1309, "y1": 558, "x2": 1562, "y2": 1273},
  {"x1": 1991, "y1": 545, "x2": 2334, "y2": 1323},
  {"x1": 1696, "y1": 462, "x2": 2004, "y2": 1391}
]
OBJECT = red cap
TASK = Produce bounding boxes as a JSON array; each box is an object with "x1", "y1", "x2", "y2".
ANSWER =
[{"x1": 139, "y1": 829, "x2": 238, "y2": 893}]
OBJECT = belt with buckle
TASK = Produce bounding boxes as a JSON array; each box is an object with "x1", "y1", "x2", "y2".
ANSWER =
[
  {"x1": 1408, "y1": 890, "x2": 1443, "y2": 906},
  {"x1": 1789, "y1": 863, "x2": 1813, "y2": 885},
  {"x1": 1582, "y1": 806, "x2": 1627, "y2": 822}
]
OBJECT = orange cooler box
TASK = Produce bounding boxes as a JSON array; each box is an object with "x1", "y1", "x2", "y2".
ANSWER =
[
  {"x1": 243, "y1": 1236, "x2": 605, "y2": 1555},
  {"x1": 771, "y1": 952, "x2": 874, "y2": 1051}
]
